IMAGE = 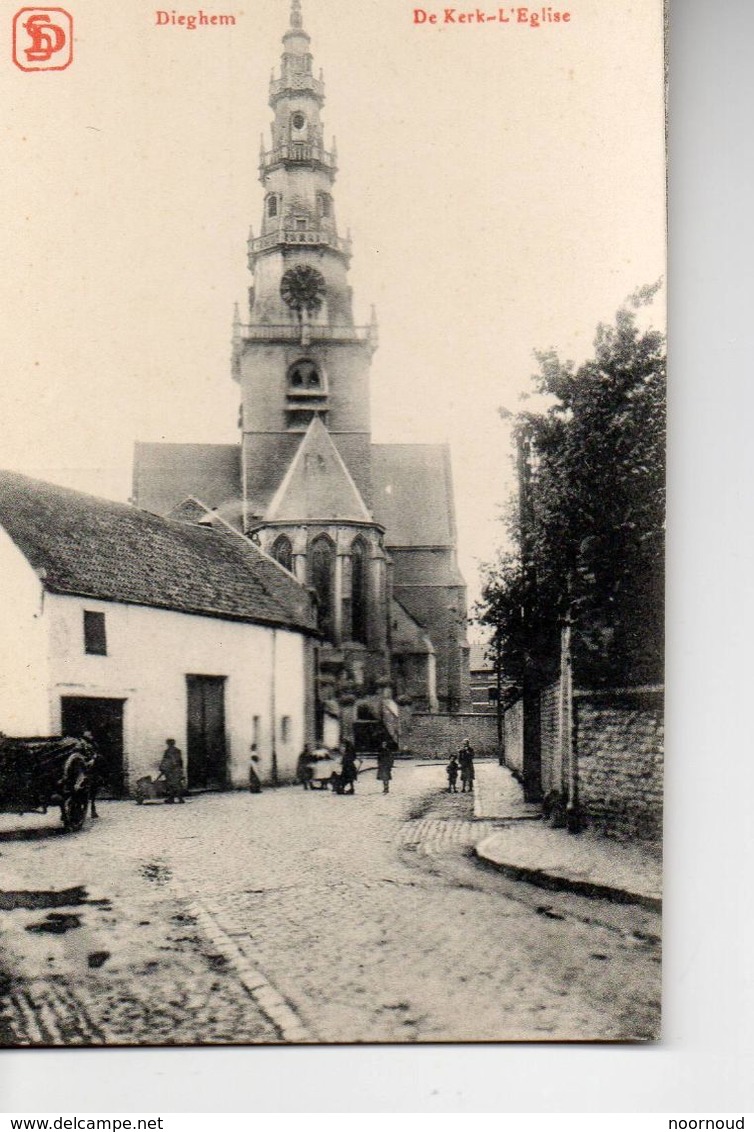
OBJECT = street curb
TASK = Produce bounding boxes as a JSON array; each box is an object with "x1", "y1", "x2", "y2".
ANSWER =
[
  {"x1": 473, "y1": 841, "x2": 662, "y2": 913},
  {"x1": 186, "y1": 901, "x2": 315, "y2": 1043}
]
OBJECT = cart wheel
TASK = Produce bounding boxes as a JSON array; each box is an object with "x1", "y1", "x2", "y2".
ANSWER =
[{"x1": 61, "y1": 753, "x2": 89, "y2": 832}]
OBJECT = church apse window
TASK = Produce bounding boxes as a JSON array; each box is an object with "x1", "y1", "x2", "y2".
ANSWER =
[
  {"x1": 309, "y1": 536, "x2": 335, "y2": 642},
  {"x1": 318, "y1": 192, "x2": 332, "y2": 219},
  {"x1": 351, "y1": 538, "x2": 368, "y2": 645},
  {"x1": 271, "y1": 534, "x2": 293, "y2": 573},
  {"x1": 266, "y1": 194, "x2": 278, "y2": 218}
]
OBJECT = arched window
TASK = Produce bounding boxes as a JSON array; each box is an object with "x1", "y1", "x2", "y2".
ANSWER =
[
  {"x1": 271, "y1": 535, "x2": 293, "y2": 573},
  {"x1": 288, "y1": 359, "x2": 322, "y2": 392},
  {"x1": 309, "y1": 536, "x2": 335, "y2": 641},
  {"x1": 318, "y1": 192, "x2": 332, "y2": 219},
  {"x1": 267, "y1": 194, "x2": 278, "y2": 218},
  {"x1": 351, "y1": 538, "x2": 368, "y2": 645}
]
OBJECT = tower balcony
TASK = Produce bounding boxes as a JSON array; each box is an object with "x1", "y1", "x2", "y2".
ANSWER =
[
  {"x1": 269, "y1": 74, "x2": 325, "y2": 105},
  {"x1": 248, "y1": 226, "x2": 352, "y2": 262},
  {"x1": 239, "y1": 321, "x2": 378, "y2": 349},
  {"x1": 259, "y1": 142, "x2": 337, "y2": 176}
]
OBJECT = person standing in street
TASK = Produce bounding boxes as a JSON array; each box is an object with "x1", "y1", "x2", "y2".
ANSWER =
[
  {"x1": 446, "y1": 752, "x2": 459, "y2": 793},
  {"x1": 458, "y1": 739, "x2": 475, "y2": 794},
  {"x1": 376, "y1": 743, "x2": 394, "y2": 795},
  {"x1": 159, "y1": 738, "x2": 185, "y2": 804},
  {"x1": 81, "y1": 730, "x2": 103, "y2": 819},
  {"x1": 296, "y1": 744, "x2": 314, "y2": 790},
  {"x1": 338, "y1": 742, "x2": 360, "y2": 795},
  {"x1": 248, "y1": 744, "x2": 263, "y2": 794}
]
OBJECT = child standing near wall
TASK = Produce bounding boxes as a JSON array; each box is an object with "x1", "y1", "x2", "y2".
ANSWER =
[{"x1": 446, "y1": 753, "x2": 459, "y2": 793}]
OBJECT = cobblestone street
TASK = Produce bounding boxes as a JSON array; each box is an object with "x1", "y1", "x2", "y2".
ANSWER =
[{"x1": 0, "y1": 762, "x2": 660, "y2": 1045}]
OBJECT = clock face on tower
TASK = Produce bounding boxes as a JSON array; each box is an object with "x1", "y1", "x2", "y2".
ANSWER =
[{"x1": 280, "y1": 265, "x2": 326, "y2": 315}]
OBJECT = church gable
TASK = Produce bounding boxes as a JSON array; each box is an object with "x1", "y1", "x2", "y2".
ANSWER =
[
  {"x1": 266, "y1": 416, "x2": 372, "y2": 524},
  {"x1": 166, "y1": 496, "x2": 213, "y2": 523}
]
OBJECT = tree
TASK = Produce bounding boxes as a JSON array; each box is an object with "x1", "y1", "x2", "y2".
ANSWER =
[{"x1": 478, "y1": 285, "x2": 665, "y2": 690}]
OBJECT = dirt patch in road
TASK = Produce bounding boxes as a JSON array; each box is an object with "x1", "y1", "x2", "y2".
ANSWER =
[
  {"x1": 0, "y1": 886, "x2": 89, "y2": 911},
  {"x1": 26, "y1": 912, "x2": 82, "y2": 935},
  {"x1": 406, "y1": 787, "x2": 476, "y2": 823}
]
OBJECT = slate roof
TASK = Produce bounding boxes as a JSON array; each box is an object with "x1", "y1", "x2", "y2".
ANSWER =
[
  {"x1": 265, "y1": 417, "x2": 373, "y2": 524},
  {"x1": 133, "y1": 442, "x2": 241, "y2": 517},
  {"x1": 0, "y1": 471, "x2": 317, "y2": 634},
  {"x1": 371, "y1": 444, "x2": 457, "y2": 548},
  {"x1": 131, "y1": 438, "x2": 459, "y2": 551}
]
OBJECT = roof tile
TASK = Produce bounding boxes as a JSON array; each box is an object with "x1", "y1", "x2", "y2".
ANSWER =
[{"x1": 0, "y1": 471, "x2": 316, "y2": 634}]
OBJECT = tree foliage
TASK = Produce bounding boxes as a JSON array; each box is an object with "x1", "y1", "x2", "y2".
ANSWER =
[{"x1": 477, "y1": 286, "x2": 665, "y2": 691}]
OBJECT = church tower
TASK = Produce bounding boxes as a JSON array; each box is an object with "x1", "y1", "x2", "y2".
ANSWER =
[
  {"x1": 234, "y1": 0, "x2": 377, "y2": 516},
  {"x1": 134, "y1": 0, "x2": 469, "y2": 721},
  {"x1": 233, "y1": 0, "x2": 390, "y2": 691}
]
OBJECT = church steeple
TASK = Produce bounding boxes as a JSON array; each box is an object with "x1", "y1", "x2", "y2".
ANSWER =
[
  {"x1": 248, "y1": 0, "x2": 352, "y2": 313},
  {"x1": 270, "y1": 0, "x2": 322, "y2": 119},
  {"x1": 235, "y1": 0, "x2": 377, "y2": 518}
]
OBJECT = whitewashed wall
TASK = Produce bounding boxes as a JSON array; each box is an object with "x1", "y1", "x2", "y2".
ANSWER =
[
  {"x1": 0, "y1": 530, "x2": 50, "y2": 736},
  {"x1": 4, "y1": 585, "x2": 310, "y2": 791}
]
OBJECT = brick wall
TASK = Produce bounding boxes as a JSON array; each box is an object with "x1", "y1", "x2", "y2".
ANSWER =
[
  {"x1": 504, "y1": 700, "x2": 524, "y2": 776},
  {"x1": 575, "y1": 689, "x2": 664, "y2": 840},
  {"x1": 404, "y1": 712, "x2": 499, "y2": 757},
  {"x1": 539, "y1": 683, "x2": 561, "y2": 797}
]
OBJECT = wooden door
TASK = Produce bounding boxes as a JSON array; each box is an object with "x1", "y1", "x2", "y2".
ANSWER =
[
  {"x1": 186, "y1": 676, "x2": 227, "y2": 790},
  {"x1": 60, "y1": 696, "x2": 125, "y2": 797}
]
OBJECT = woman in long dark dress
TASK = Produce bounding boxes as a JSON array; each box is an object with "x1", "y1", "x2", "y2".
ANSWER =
[
  {"x1": 376, "y1": 743, "x2": 394, "y2": 794},
  {"x1": 338, "y1": 743, "x2": 359, "y2": 795}
]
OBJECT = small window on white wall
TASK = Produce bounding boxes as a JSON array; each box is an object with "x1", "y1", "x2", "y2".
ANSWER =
[
  {"x1": 252, "y1": 715, "x2": 261, "y2": 746},
  {"x1": 83, "y1": 610, "x2": 107, "y2": 656},
  {"x1": 281, "y1": 715, "x2": 291, "y2": 743}
]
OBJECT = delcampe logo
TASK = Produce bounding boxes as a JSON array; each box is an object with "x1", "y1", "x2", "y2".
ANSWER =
[{"x1": 13, "y1": 7, "x2": 73, "y2": 71}]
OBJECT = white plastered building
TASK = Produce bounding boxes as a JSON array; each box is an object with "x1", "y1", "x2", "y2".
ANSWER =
[{"x1": 0, "y1": 470, "x2": 318, "y2": 796}]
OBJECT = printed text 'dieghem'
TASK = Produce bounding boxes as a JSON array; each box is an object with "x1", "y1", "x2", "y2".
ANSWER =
[{"x1": 155, "y1": 9, "x2": 238, "y2": 28}]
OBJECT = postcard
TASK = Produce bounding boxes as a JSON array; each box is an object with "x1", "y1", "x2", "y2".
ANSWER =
[{"x1": 0, "y1": 0, "x2": 665, "y2": 1045}]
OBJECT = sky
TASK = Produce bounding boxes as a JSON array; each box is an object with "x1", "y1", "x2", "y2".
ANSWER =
[{"x1": 0, "y1": 0, "x2": 666, "y2": 615}]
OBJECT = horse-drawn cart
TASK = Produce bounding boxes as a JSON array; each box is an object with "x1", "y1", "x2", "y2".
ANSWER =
[{"x1": 0, "y1": 735, "x2": 93, "y2": 832}]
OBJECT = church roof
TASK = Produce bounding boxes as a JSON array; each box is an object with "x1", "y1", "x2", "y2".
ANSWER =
[
  {"x1": 130, "y1": 437, "x2": 460, "y2": 552},
  {"x1": 0, "y1": 470, "x2": 317, "y2": 634},
  {"x1": 265, "y1": 417, "x2": 373, "y2": 524},
  {"x1": 133, "y1": 442, "x2": 241, "y2": 517},
  {"x1": 371, "y1": 444, "x2": 457, "y2": 548}
]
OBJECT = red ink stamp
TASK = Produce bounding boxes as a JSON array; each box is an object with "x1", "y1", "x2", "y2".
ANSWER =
[{"x1": 13, "y1": 7, "x2": 73, "y2": 71}]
